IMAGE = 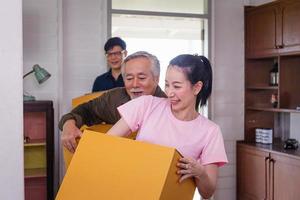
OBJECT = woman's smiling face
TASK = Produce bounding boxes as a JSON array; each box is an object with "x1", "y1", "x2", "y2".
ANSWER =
[{"x1": 165, "y1": 66, "x2": 199, "y2": 113}]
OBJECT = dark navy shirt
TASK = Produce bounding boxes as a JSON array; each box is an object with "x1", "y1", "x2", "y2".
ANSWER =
[{"x1": 92, "y1": 70, "x2": 124, "y2": 92}]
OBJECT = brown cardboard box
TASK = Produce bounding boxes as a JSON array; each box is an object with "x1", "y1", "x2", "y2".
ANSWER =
[{"x1": 56, "y1": 130, "x2": 196, "y2": 200}]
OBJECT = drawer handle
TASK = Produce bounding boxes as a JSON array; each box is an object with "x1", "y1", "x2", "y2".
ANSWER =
[
  {"x1": 278, "y1": 45, "x2": 284, "y2": 49},
  {"x1": 265, "y1": 156, "x2": 270, "y2": 161}
]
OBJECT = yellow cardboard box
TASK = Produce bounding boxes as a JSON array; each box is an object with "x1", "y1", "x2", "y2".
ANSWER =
[
  {"x1": 63, "y1": 124, "x2": 113, "y2": 169},
  {"x1": 56, "y1": 130, "x2": 196, "y2": 200},
  {"x1": 63, "y1": 124, "x2": 137, "y2": 170},
  {"x1": 72, "y1": 91, "x2": 104, "y2": 108}
]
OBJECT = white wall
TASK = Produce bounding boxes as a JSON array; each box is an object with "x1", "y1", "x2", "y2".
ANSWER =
[
  {"x1": 211, "y1": 0, "x2": 245, "y2": 199},
  {"x1": 290, "y1": 113, "x2": 300, "y2": 141},
  {"x1": 61, "y1": 0, "x2": 107, "y2": 115},
  {"x1": 0, "y1": 0, "x2": 24, "y2": 199},
  {"x1": 23, "y1": 0, "x2": 61, "y2": 192},
  {"x1": 60, "y1": 0, "x2": 108, "y2": 181},
  {"x1": 23, "y1": 0, "x2": 59, "y2": 100},
  {"x1": 22, "y1": 0, "x2": 108, "y2": 190}
]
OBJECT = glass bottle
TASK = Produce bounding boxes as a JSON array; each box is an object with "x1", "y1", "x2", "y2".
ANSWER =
[{"x1": 269, "y1": 62, "x2": 278, "y2": 86}]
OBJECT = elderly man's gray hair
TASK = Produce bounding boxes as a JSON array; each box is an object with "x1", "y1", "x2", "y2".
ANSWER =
[{"x1": 121, "y1": 51, "x2": 160, "y2": 78}]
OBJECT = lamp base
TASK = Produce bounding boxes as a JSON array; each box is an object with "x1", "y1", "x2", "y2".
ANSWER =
[{"x1": 23, "y1": 94, "x2": 36, "y2": 101}]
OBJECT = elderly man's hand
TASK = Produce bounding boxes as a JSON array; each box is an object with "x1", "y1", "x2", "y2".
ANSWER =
[{"x1": 61, "y1": 120, "x2": 82, "y2": 153}]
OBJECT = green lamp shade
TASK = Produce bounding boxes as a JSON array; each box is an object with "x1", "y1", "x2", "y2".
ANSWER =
[
  {"x1": 33, "y1": 64, "x2": 51, "y2": 84},
  {"x1": 23, "y1": 64, "x2": 51, "y2": 101}
]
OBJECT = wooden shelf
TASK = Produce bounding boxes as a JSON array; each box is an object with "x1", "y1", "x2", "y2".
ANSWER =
[
  {"x1": 246, "y1": 107, "x2": 300, "y2": 113},
  {"x1": 24, "y1": 139, "x2": 46, "y2": 147},
  {"x1": 246, "y1": 86, "x2": 278, "y2": 90},
  {"x1": 25, "y1": 168, "x2": 46, "y2": 178}
]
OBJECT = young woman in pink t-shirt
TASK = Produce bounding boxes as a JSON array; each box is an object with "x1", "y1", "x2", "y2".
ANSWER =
[{"x1": 107, "y1": 54, "x2": 228, "y2": 199}]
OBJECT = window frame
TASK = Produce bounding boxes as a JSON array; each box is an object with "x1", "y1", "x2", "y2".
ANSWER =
[{"x1": 107, "y1": 0, "x2": 212, "y2": 118}]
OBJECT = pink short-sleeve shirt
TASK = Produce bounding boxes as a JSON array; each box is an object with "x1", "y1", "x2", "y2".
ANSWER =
[{"x1": 118, "y1": 95, "x2": 228, "y2": 166}]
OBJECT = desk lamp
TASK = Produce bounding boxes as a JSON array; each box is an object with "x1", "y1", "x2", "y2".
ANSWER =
[{"x1": 23, "y1": 64, "x2": 51, "y2": 101}]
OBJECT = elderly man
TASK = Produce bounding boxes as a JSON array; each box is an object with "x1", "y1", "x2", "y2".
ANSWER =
[{"x1": 59, "y1": 51, "x2": 166, "y2": 153}]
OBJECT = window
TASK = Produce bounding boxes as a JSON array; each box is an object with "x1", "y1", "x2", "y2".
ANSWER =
[
  {"x1": 109, "y1": 0, "x2": 210, "y2": 117},
  {"x1": 111, "y1": 0, "x2": 208, "y2": 14}
]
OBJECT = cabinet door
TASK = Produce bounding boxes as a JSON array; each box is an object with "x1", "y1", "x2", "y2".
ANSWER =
[
  {"x1": 279, "y1": 1, "x2": 300, "y2": 53},
  {"x1": 271, "y1": 153, "x2": 300, "y2": 200},
  {"x1": 237, "y1": 144, "x2": 270, "y2": 200},
  {"x1": 246, "y1": 5, "x2": 278, "y2": 58}
]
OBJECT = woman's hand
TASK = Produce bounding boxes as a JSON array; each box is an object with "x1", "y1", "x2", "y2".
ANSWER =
[
  {"x1": 177, "y1": 157, "x2": 204, "y2": 182},
  {"x1": 177, "y1": 157, "x2": 218, "y2": 199}
]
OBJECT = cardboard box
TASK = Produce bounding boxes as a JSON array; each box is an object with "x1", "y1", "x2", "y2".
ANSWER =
[
  {"x1": 63, "y1": 124, "x2": 113, "y2": 169},
  {"x1": 63, "y1": 124, "x2": 137, "y2": 170},
  {"x1": 72, "y1": 91, "x2": 104, "y2": 108},
  {"x1": 56, "y1": 130, "x2": 196, "y2": 200}
]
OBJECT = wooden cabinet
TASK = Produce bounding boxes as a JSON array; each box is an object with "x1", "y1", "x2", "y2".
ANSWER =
[
  {"x1": 237, "y1": 144, "x2": 269, "y2": 200},
  {"x1": 24, "y1": 101, "x2": 54, "y2": 200},
  {"x1": 271, "y1": 153, "x2": 300, "y2": 200},
  {"x1": 237, "y1": 143, "x2": 300, "y2": 200},
  {"x1": 240, "y1": 1, "x2": 300, "y2": 199},
  {"x1": 246, "y1": 0, "x2": 300, "y2": 58},
  {"x1": 279, "y1": 1, "x2": 300, "y2": 53},
  {"x1": 246, "y1": 4, "x2": 278, "y2": 57}
]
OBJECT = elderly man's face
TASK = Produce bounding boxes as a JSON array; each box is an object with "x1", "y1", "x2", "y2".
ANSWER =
[{"x1": 123, "y1": 57, "x2": 159, "y2": 99}]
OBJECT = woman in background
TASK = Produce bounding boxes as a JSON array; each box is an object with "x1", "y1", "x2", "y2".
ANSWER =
[{"x1": 107, "y1": 54, "x2": 228, "y2": 199}]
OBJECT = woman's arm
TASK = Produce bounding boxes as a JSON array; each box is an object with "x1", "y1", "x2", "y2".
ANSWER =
[
  {"x1": 106, "y1": 118, "x2": 131, "y2": 137},
  {"x1": 195, "y1": 164, "x2": 218, "y2": 199},
  {"x1": 177, "y1": 158, "x2": 218, "y2": 199}
]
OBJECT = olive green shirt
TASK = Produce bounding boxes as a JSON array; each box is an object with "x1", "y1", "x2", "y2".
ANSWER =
[{"x1": 58, "y1": 86, "x2": 166, "y2": 130}]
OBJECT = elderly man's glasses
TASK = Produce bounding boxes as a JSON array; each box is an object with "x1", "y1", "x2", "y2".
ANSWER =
[{"x1": 105, "y1": 50, "x2": 125, "y2": 58}]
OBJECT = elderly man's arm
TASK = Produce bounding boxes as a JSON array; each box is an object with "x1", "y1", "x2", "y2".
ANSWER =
[
  {"x1": 59, "y1": 94, "x2": 109, "y2": 152},
  {"x1": 58, "y1": 97, "x2": 106, "y2": 131}
]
